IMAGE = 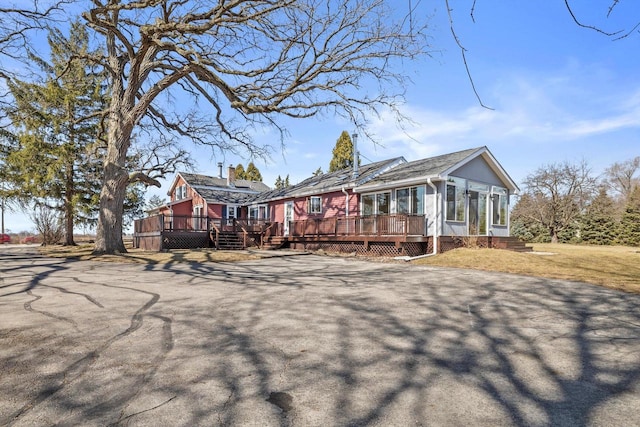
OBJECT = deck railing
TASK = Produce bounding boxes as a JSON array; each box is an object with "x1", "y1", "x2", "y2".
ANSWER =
[
  {"x1": 290, "y1": 215, "x2": 426, "y2": 237},
  {"x1": 134, "y1": 214, "x2": 426, "y2": 238}
]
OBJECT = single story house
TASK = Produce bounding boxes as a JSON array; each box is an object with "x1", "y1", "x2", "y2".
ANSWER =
[{"x1": 134, "y1": 146, "x2": 525, "y2": 255}]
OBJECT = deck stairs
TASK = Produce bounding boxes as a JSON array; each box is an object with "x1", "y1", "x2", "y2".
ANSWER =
[
  {"x1": 215, "y1": 231, "x2": 244, "y2": 250},
  {"x1": 261, "y1": 236, "x2": 289, "y2": 250},
  {"x1": 493, "y1": 236, "x2": 533, "y2": 253}
]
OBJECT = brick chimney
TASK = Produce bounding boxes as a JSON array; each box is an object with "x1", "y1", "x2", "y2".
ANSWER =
[{"x1": 227, "y1": 165, "x2": 236, "y2": 186}]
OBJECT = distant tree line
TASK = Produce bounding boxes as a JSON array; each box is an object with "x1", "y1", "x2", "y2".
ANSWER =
[{"x1": 511, "y1": 157, "x2": 640, "y2": 246}]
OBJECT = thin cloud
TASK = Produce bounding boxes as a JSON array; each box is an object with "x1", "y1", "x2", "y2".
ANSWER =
[{"x1": 365, "y1": 70, "x2": 640, "y2": 162}]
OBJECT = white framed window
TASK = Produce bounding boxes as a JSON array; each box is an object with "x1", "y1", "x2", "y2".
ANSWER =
[
  {"x1": 193, "y1": 205, "x2": 204, "y2": 230},
  {"x1": 176, "y1": 184, "x2": 187, "y2": 200},
  {"x1": 227, "y1": 205, "x2": 238, "y2": 220},
  {"x1": 396, "y1": 186, "x2": 425, "y2": 215},
  {"x1": 491, "y1": 186, "x2": 508, "y2": 226},
  {"x1": 446, "y1": 177, "x2": 466, "y2": 222},
  {"x1": 309, "y1": 196, "x2": 322, "y2": 214},
  {"x1": 361, "y1": 191, "x2": 391, "y2": 216}
]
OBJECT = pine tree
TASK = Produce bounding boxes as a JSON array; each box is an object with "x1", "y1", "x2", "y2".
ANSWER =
[
  {"x1": 329, "y1": 131, "x2": 360, "y2": 172},
  {"x1": 284, "y1": 175, "x2": 291, "y2": 187},
  {"x1": 234, "y1": 163, "x2": 246, "y2": 180},
  {"x1": 581, "y1": 186, "x2": 617, "y2": 245},
  {"x1": 244, "y1": 162, "x2": 263, "y2": 181},
  {"x1": 617, "y1": 185, "x2": 640, "y2": 247},
  {"x1": 274, "y1": 175, "x2": 284, "y2": 190},
  {"x1": 4, "y1": 23, "x2": 108, "y2": 245},
  {"x1": 312, "y1": 167, "x2": 323, "y2": 177}
]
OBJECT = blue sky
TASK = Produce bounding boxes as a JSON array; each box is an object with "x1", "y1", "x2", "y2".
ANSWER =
[{"x1": 4, "y1": 1, "x2": 640, "y2": 233}]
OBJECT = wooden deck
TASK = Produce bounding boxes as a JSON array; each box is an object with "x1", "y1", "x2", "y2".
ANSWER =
[{"x1": 133, "y1": 214, "x2": 527, "y2": 255}]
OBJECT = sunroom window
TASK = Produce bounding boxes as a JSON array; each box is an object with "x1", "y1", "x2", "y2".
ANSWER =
[
  {"x1": 492, "y1": 186, "x2": 508, "y2": 226},
  {"x1": 361, "y1": 192, "x2": 391, "y2": 215},
  {"x1": 446, "y1": 177, "x2": 466, "y2": 222},
  {"x1": 397, "y1": 186, "x2": 425, "y2": 215}
]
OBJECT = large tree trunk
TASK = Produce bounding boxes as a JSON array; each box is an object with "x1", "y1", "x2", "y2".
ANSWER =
[
  {"x1": 93, "y1": 106, "x2": 132, "y2": 254},
  {"x1": 64, "y1": 159, "x2": 76, "y2": 246},
  {"x1": 94, "y1": 162, "x2": 129, "y2": 254}
]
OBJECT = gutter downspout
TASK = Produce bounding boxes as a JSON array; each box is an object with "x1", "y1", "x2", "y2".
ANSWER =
[
  {"x1": 342, "y1": 187, "x2": 349, "y2": 218},
  {"x1": 396, "y1": 178, "x2": 439, "y2": 261}
]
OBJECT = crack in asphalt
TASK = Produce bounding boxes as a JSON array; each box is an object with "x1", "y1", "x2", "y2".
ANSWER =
[{"x1": 7, "y1": 282, "x2": 170, "y2": 426}]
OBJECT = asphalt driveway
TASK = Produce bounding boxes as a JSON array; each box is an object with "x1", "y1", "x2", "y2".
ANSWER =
[{"x1": 1, "y1": 245, "x2": 639, "y2": 426}]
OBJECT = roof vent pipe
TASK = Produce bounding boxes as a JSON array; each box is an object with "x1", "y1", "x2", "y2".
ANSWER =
[
  {"x1": 352, "y1": 132, "x2": 359, "y2": 179},
  {"x1": 217, "y1": 162, "x2": 223, "y2": 179}
]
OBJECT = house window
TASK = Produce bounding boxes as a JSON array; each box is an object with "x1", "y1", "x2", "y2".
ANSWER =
[
  {"x1": 396, "y1": 186, "x2": 425, "y2": 215},
  {"x1": 362, "y1": 194, "x2": 375, "y2": 216},
  {"x1": 446, "y1": 177, "x2": 466, "y2": 222},
  {"x1": 249, "y1": 205, "x2": 269, "y2": 221},
  {"x1": 309, "y1": 196, "x2": 322, "y2": 214},
  {"x1": 492, "y1": 186, "x2": 508, "y2": 226},
  {"x1": 193, "y1": 205, "x2": 204, "y2": 230},
  {"x1": 176, "y1": 185, "x2": 187, "y2": 200},
  {"x1": 361, "y1": 191, "x2": 391, "y2": 215},
  {"x1": 227, "y1": 205, "x2": 238, "y2": 220}
]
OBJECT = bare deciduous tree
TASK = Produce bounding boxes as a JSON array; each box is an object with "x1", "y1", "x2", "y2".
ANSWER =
[
  {"x1": 74, "y1": 0, "x2": 428, "y2": 254},
  {"x1": 513, "y1": 160, "x2": 598, "y2": 244},
  {"x1": 30, "y1": 205, "x2": 64, "y2": 245},
  {"x1": 604, "y1": 156, "x2": 640, "y2": 202},
  {"x1": 6, "y1": 1, "x2": 417, "y2": 253}
]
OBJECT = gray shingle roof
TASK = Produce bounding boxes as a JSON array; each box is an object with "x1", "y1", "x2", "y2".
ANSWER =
[
  {"x1": 179, "y1": 172, "x2": 271, "y2": 192},
  {"x1": 196, "y1": 188, "x2": 258, "y2": 204},
  {"x1": 250, "y1": 157, "x2": 405, "y2": 203},
  {"x1": 360, "y1": 147, "x2": 483, "y2": 187}
]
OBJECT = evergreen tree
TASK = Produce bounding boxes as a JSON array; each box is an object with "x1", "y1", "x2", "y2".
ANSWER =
[
  {"x1": 146, "y1": 195, "x2": 166, "y2": 210},
  {"x1": 234, "y1": 163, "x2": 246, "y2": 180},
  {"x1": 244, "y1": 162, "x2": 263, "y2": 181},
  {"x1": 274, "y1": 175, "x2": 284, "y2": 190},
  {"x1": 312, "y1": 167, "x2": 323, "y2": 177},
  {"x1": 4, "y1": 23, "x2": 108, "y2": 245},
  {"x1": 284, "y1": 175, "x2": 291, "y2": 187},
  {"x1": 617, "y1": 185, "x2": 640, "y2": 247},
  {"x1": 329, "y1": 131, "x2": 360, "y2": 172},
  {"x1": 581, "y1": 186, "x2": 617, "y2": 245}
]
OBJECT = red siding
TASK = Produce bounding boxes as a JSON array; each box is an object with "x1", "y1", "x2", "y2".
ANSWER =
[
  {"x1": 208, "y1": 204, "x2": 222, "y2": 218},
  {"x1": 171, "y1": 201, "x2": 191, "y2": 216},
  {"x1": 268, "y1": 190, "x2": 359, "y2": 222}
]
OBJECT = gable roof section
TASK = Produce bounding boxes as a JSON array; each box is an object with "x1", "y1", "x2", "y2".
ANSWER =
[
  {"x1": 251, "y1": 157, "x2": 406, "y2": 203},
  {"x1": 168, "y1": 171, "x2": 270, "y2": 195},
  {"x1": 178, "y1": 172, "x2": 270, "y2": 192},
  {"x1": 355, "y1": 146, "x2": 519, "y2": 193}
]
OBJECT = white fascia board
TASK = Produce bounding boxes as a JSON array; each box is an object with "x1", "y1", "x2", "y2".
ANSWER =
[
  {"x1": 354, "y1": 175, "x2": 442, "y2": 193},
  {"x1": 441, "y1": 147, "x2": 519, "y2": 193},
  {"x1": 166, "y1": 197, "x2": 193, "y2": 206},
  {"x1": 166, "y1": 172, "x2": 186, "y2": 196}
]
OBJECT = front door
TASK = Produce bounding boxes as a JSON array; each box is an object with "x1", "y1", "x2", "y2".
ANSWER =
[
  {"x1": 226, "y1": 205, "x2": 238, "y2": 229},
  {"x1": 284, "y1": 201, "x2": 293, "y2": 236}
]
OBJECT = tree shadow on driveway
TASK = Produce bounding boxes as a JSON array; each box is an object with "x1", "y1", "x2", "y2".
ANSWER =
[{"x1": 1, "y1": 250, "x2": 639, "y2": 426}]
